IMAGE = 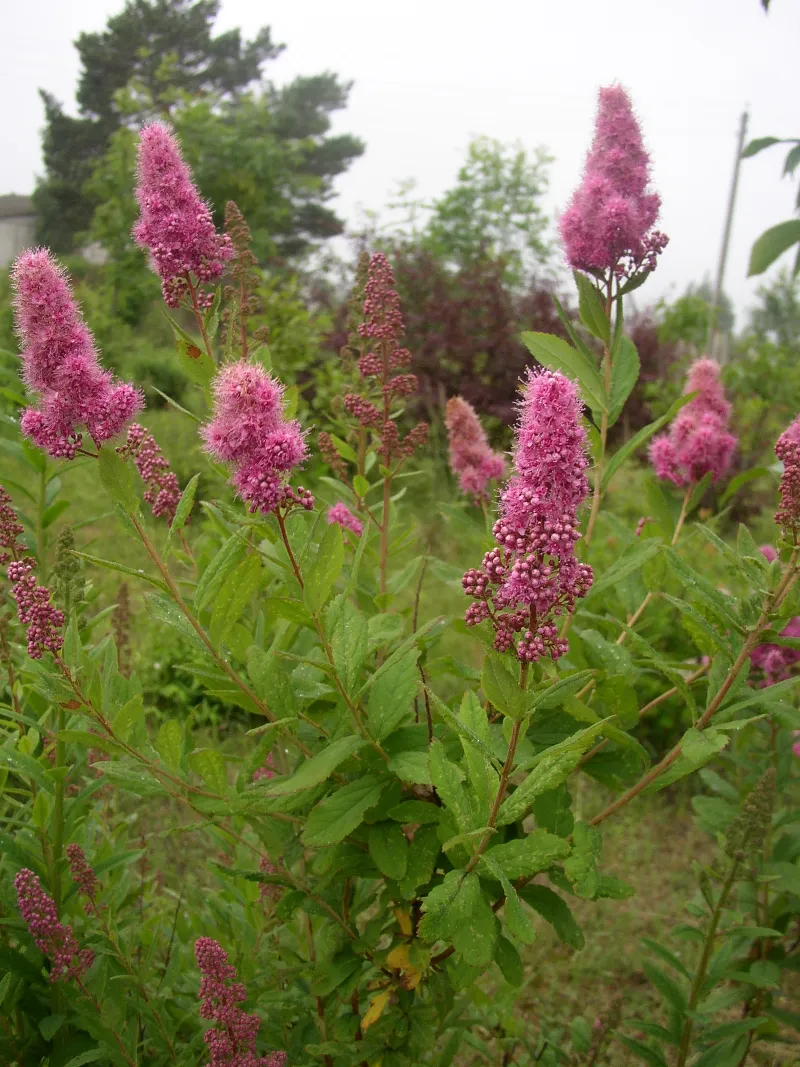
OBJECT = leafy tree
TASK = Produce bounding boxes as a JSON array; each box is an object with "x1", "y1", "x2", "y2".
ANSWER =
[
  {"x1": 656, "y1": 280, "x2": 733, "y2": 348},
  {"x1": 748, "y1": 267, "x2": 800, "y2": 349},
  {"x1": 385, "y1": 137, "x2": 552, "y2": 287},
  {"x1": 34, "y1": 0, "x2": 363, "y2": 256}
]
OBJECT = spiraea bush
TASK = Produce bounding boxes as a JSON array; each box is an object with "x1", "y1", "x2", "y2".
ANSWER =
[{"x1": 1, "y1": 87, "x2": 799, "y2": 1067}]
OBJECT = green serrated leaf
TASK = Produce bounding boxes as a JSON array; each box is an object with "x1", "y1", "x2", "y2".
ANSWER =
[
  {"x1": 574, "y1": 272, "x2": 610, "y2": 344},
  {"x1": 302, "y1": 776, "x2": 383, "y2": 846},
  {"x1": 368, "y1": 821, "x2": 408, "y2": 880},
  {"x1": 264, "y1": 737, "x2": 363, "y2": 796},
  {"x1": 609, "y1": 337, "x2": 639, "y2": 425},
  {"x1": 304, "y1": 523, "x2": 344, "y2": 613},
  {"x1": 521, "y1": 331, "x2": 607, "y2": 415},
  {"x1": 157, "y1": 720, "x2": 182, "y2": 771},
  {"x1": 519, "y1": 884, "x2": 584, "y2": 948},
  {"x1": 368, "y1": 648, "x2": 420, "y2": 741},
  {"x1": 188, "y1": 748, "x2": 228, "y2": 795},
  {"x1": 483, "y1": 828, "x2": 569, "y2": 879},
  {"x1": 97, "y1": 447, "x2": 139, "y2": 512},
  {"x1": 482, "y1": 653, "x2": 527, "y2": 721}
]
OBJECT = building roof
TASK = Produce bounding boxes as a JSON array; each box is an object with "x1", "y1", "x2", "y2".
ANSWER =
[{"x1": 0, "y1": 194, "x2": 35, "y2": 220}]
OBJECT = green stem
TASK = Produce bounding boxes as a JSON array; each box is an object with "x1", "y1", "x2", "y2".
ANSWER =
[
  {"x1": 379, "y1": 474, "x2": 392, "y2": 598},
  {"x1": 129, "y1": 512, "x2": 314, "y2": 759},
  {"x1": 51, "y1": 705, "x2": 65, "y2": 913},
  {"x1": 583, "y1": 284, "x2": 615, "y2": 551},
  {"x1": 465, "y1": 662, "x2": 527, "y2": 874},
  {"x1": 74, "y1": 978, "x2": 137, "y2": 1067},
  {"x1": 185, "y1": 274, "x2": 215, "y2": 364},
  {"x1": 90, "y1": 899, "x2": 177, "y2": 1062},
  {"x1": 676, "y1": 860, "x2": 739, "y2": 1067},
  {"x1": 614, "y1": 483, "x2": 694, "y2": 645},
  {"x1": 276, "y1": 512, "x2": 388, "y2": 761},
  {"x1": 591, "y1": 548, "x2": 800, "y2": 826},
  {"x1": 379, "y1": 338, "x2": 392, "y2": 598},
  {"x1": 37, "y1": 465, "x2": 48, "y2": 582}
]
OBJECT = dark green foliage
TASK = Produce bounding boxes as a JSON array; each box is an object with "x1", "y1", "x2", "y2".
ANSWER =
[{"x1": 34, "y1": 0, "x2": 363, "y2": 261}]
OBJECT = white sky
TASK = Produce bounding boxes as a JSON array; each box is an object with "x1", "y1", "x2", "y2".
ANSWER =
[{"x1": 2, "y1": 0, "x2": 799, "y2": 321}]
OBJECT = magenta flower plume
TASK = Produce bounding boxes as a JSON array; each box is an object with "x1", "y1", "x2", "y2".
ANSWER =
[
  {"x1": 463, "y1": 370, "x2": 593, "y2": 662},
  {"x1": 195, "y1": 937, "x2": 286, "y2": 1067},
  {"x1": 445, "y1": 396, "x2": 505, "y2": 504},
  {"x1": 751, "y1": 616, "x2": 800, "y2": 688},
  {"x1": 133, "y1": 122, "x2": 233, "y2": 308},
  {"x1": 11, "y1": 250, "x2": 143, "y2": 459},
  {"x1": 750, "y1": 546, "x2": 800, "y2": 686},
  {"x1": 775, "y1": 415, "x2": 800, "y2": 538},
  {"x1": 15, "y1": 868, "x2": 93, "y2": 983},
  {"x1": 649, "y1": 359, "x2": 737, "y2": 487},
  {"x1": 1, "y1": 486, "x2": 64, "y2": 659},
  {"x1": 66, "y1": 844, "x2": 100, "y2": 913},
  {"x1": 560, "y1": 85, "x2": 667, "y2": 282},
  {"x1": 327, "y1": 502, "x2": 363, "y2": 537},
  {"x1": 344, "y1": 252, "x2": 428, "y2": 463},
  {"x1": 202, "y1": 361, "x2": 312, "y2": 515},
  {"x1": 125, "y1": 423, "x2": 182, "y2": 523}
]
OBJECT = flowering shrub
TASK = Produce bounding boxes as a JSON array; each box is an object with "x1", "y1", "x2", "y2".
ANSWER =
[{"x1": 1, "y1": 87, "x2": 800, "y2": 1067}]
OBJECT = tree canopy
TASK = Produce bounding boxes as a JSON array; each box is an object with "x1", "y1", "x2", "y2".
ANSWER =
[{"x1": 34, "y1": 0, "x2": 363, "y2": 257}]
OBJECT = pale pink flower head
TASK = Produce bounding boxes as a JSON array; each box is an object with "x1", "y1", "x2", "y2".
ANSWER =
[
  {"x1": 202, "y1": 361, "x2": 310, "y2": 515},
  {"x1": 560, "y1": 85, "x2": 667, "y2": 281},
  {"x1": 462, "y1": 369, "x2": 593, "y2": 663},
  {"x1": 133, "y1": 122, "x2": 233, "y2": 308},
  {"x1": 445, "y1": 396, "x2": 506, "y2": 504},
  {"x1": 760, "y1": 545, "x2": 778, "y2": 563},
  {"x1": 649, "y1": 359, "x2": 737, "y2": 487},
  {"x1": 775, "y1": 415, "x2": 800, "y2": 537},
  {"x1": 327, "y1": 501, "x2": 363, "y2": 537},
  {"x1": 11, "y1": 249, "x2": 143, "y2": 458},
  {"x1": 194, "y1": 936, "x2": 283, "y2": 1067},
  {"x1": 15, "y1": 868, "x2": 93, "y2": 982}
]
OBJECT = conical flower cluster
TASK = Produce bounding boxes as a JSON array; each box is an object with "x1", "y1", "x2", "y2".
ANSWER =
[
  {"x1": 649, "y1": 359, "x2": 737, "y2": 486},
  {"x1": 463, "y1": 370, "x2": 593, "y2": 662},
  {"x1": 12, "y1": 250, "x2": 142, "y2": 459},
  {"x1": 134, "y1": 123, "x2": 233, "y2": 308},
  {"x1": 202, "y1": 361, "x2": 311, "y2": 515},
  {"x1": 560, "y1": 85, "x2": 667, "y2": 281},
  {"x1": 445, "y1": 396, "x2": 505, "y2": 503}
]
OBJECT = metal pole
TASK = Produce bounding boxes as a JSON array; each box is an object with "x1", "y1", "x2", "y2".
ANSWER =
[{"x1": 709, "y1": 109, "x2": 748, "y2": 362}]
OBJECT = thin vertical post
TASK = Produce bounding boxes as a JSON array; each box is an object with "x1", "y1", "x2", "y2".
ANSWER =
[{"x1": 709, "y1": 110, "x2": 748, "y2": 361}]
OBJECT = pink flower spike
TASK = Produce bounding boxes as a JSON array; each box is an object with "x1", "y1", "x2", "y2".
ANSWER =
[
  {"x1": 445, "y1": 396, "x2": 506, "y2": 504},
  {"x1": 11, "y1": 249, "x2": 143, "y2": 458},
  {"x1": 463, "y1": 369, "x2": 593, "y2": 662},
  {"x1": 2, "y1": 487, "x2": 64, "y2": 658},
  {"x1": 125, "y1": 424, "x2": 182, "y2": 523},
  {"x1": 133, "y1": 122, "x2": 233, "y2": 308},
  {"x1": 560, "y1": 85, "x2": 667, "y2": 283},
  {"x1": 202, "y1": 361, "x2": 310, "y2": 516},
  {"x1": 775, "y1": 415, "x2": 800, "y2": 537},
  {"x1": 66, "y1": 844, "x2": 100, "y2": 913},
  {"x1": 15, "y1": 868, "x2": 93, "y2": 982},
  {"x1": 194, "y1": 936, "x2": 284, "y2": 1067},
  {"x1": 327, "y1": 502, "x2": 363, "y2": 537},
  {"x1": 649, "y1": 359, "x2": 737, "y2": 487}
]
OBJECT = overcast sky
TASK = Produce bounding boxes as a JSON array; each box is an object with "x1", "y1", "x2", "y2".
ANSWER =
[{"x1": 2, "y1": 0, "x2": 799, "y2": 321}]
